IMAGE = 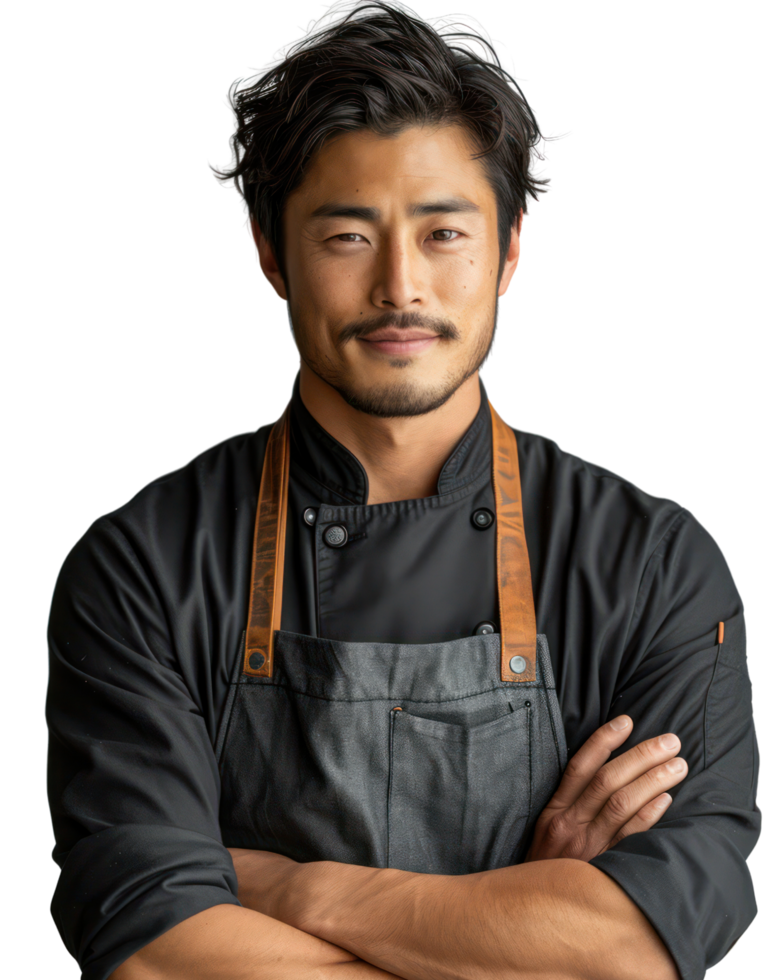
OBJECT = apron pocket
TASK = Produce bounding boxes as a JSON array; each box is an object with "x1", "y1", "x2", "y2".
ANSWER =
[{"x1": 387, "y1": 703, "x2": 531, "y2": 875}]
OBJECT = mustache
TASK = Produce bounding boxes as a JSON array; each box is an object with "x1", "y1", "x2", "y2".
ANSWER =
[{"x1": 342, "y1": 313, "x2": 458, "y2": 343}]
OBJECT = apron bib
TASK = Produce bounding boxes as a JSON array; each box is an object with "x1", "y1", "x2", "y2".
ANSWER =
[{"x1": 216, "y1": 403, "x2": 567, "y2": 874}]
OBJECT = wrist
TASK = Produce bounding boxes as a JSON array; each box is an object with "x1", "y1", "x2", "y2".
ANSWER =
[{"x1": 286, "y1": 859, "x2": 336, "y2": 935}]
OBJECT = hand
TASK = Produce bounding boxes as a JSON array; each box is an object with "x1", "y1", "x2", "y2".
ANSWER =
[
  {"x1": 228, "y1": 847, "x2": 305, "y2": 922},
  {"x1": 525, "y1": 716, "x2": 688, "y2": 862}
]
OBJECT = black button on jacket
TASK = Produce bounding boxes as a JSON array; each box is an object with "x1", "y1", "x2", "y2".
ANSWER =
[{"x1": 46, "y1": 380, "x2": 759, "y2": 980}]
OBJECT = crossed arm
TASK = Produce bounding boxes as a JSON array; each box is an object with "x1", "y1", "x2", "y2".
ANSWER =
[
  {"x1": 229, "y1": 717, "x2": 683, "y2": 980},
  {"x1": 232, "y1": 850, "x2": 679, "y2": 980}
]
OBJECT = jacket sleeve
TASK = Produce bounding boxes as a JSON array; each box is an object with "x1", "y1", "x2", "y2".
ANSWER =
[
  {"x1": 589, "y1": 510, "x2": 760, "y2": 980},
  {"x1": 46, "y1": 517, "x2": 241, "y2": 980}
]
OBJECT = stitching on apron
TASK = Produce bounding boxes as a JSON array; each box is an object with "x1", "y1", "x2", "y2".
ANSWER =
[{"x1": 232, "y1": 680, "x2": 547, "y2": 704}]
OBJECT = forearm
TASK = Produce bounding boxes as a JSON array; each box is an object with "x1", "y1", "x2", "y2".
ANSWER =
[
  {"x1": 262, "y1": 860, "x2": 678, "y2": 980},
  {"x1": 110, "y1": 902, "x2": 401, "y2": 980}
]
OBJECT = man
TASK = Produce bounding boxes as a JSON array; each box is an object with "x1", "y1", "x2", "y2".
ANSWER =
[{"x1": 46, "y1": 5, "x2": 759, "y2": 980}]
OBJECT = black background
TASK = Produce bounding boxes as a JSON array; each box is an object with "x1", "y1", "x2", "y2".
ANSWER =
[{"x1": 41, "y1": 0, "x2": 762, "y2": 977}]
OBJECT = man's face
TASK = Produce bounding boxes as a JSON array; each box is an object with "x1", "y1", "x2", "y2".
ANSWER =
[{"x1": 272, "y1": 124, "x2": 518, "y2": 417}]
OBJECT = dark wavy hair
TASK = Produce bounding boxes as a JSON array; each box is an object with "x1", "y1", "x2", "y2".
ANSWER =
[{"x1": 215, "y1": 2, "x2": 548, "y2": 267}]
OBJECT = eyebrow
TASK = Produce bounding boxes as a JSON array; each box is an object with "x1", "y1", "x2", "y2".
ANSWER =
[{"x1": 308, "y1": 198, "x2": 482, "y2": 221}]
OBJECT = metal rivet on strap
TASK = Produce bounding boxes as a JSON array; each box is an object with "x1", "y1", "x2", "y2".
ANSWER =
[
  {"x1": 248, "y1": 651, "x2": 265, "y2": 670},
  {"x1": 323, "y1": 523, "x2": 348, "y2": 548},
  {"x1": 474, "y1": 621, "x2": 496, "y2": 636},
  {"x1": 509, "y1": 656, "x2": 527, "y2": 674}
]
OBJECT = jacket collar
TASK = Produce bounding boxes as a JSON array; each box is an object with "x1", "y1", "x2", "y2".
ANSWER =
[{"x1": 288, "y1": 375, "x2": 492, "y2": 505}]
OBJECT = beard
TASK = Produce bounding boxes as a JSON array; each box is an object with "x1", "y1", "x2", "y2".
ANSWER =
[{"x1": 286, "y1": 288, "x2": 501, "y2": 419}]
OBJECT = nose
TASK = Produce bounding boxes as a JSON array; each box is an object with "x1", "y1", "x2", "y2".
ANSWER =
[{"x1": 370, "y1": 238, "x2": 424, "y2": 310}]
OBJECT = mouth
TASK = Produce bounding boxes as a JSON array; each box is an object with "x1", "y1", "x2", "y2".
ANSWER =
[{"x1": 360, "y1": 336, "x2": 439, "y2": 356}]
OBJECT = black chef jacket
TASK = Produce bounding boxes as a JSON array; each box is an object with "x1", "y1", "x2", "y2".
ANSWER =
[{"x1": 47, "y1": 378, "x2": 759, "y2": 980}]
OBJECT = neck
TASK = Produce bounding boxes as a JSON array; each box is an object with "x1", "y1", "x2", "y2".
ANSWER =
[{"x1": 298, "y1": 363, "x2": 482, "y2": 505}]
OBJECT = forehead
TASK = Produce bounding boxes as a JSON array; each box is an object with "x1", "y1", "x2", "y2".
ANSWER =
[{"x1": 287, "y1": 124, "x2": 496, "y2": 213}]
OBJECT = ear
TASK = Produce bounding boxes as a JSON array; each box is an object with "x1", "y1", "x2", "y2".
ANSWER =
[
  {"x1": 251, "y1": 217, "x2": 288, "y2": 300},
  {"x1": 498, "y1": 208, "x2": 526, "y2": 296}
]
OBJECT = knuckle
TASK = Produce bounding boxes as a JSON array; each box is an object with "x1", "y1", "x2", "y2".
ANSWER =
[
  {"x1": 637, "y1": 800, "x2": 662, "y2": 822},
  {"x1": 546, "y1": 812, "x2": 572, "y2": 844},
  {"x1": 604, "y1": 790, "x2": 632, "y2": 822},
  {"x1": 561, "y1": 836, "x2": 586, "y2": 861},
  {"x1": 638, "y1": 738, "x2": 663, "y2": 763},
  {"x1": 564, "y1": 757, "x2": 587, "y2": 781},
  {"x1": 591, "y1": 766, "x2": 614, "y2": 797},
  {"x1": 561, "y1": 765, "x2": 578, "y2": 786}
]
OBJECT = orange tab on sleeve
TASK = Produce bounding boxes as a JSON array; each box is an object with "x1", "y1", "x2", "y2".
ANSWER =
[{"x1": 717, "y1": 621, "x2": 725, "y2": 645}]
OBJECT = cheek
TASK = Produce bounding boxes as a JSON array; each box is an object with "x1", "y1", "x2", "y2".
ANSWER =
[
  {"x1": 433, "y1": 255, "x2": 497, "y2": 313},
  {"x1": 432, "y1": 231, "x2": 496, "y2": 287}
]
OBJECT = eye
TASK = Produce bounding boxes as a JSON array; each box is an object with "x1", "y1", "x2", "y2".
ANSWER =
[
  {"x1": 433, "y1": 228, "x2": 462, "y2": 242},
  {"x1": 331, "y1": 228, "x2": 463, "y2": 245},
  {"x1": 333, "y1": 233, "x2": 365, "y2": 243}
]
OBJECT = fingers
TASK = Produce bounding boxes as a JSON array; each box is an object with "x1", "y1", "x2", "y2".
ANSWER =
[
  {"x1": 551, "y1": 716, "x2": 688, "y2": 833},
  {"x1": 529, "y1": 720, "x2": 690, "y2": 864},
  {"x1": 574, "y1": 736, "x2": 688, "y2": 833},
  {"x1": 548, "y1": 715, "x2": 635, "y2": 808},
  {"x1": 554, "y1": 729, "x2": 688, "y2": 853},
  {"x1": 607, "y1": 793, "x2": 673, "y2": 849},
  {"x1": 593, "y1": 758, "x2": 689, "y2": 838}
]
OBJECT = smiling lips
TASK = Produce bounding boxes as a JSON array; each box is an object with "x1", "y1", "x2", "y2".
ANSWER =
[
  {"x1": 358, "y1": 327, "x2": 441, "y2": 356},
  {"x1": 361, "y1": 332, "x2": 438, "y2": 354},
  {"x1": 362, "y1": 327, "x2": 436, "y2": 344}
]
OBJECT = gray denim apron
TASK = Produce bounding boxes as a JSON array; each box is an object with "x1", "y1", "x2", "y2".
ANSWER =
[{"x1": 216, "y1": 403, "x2": 567, "y2": 874}]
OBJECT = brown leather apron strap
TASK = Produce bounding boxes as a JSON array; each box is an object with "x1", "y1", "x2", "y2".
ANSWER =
[
  {"x1": 243, "y1": 400, "x2": 537, "y2": 682},
  {"x1": 489, "y1": 403, "x2": 537, "y2": 682},
  {"x1": 243, "y1": 407, "x2": 290, "y2": 678}
]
